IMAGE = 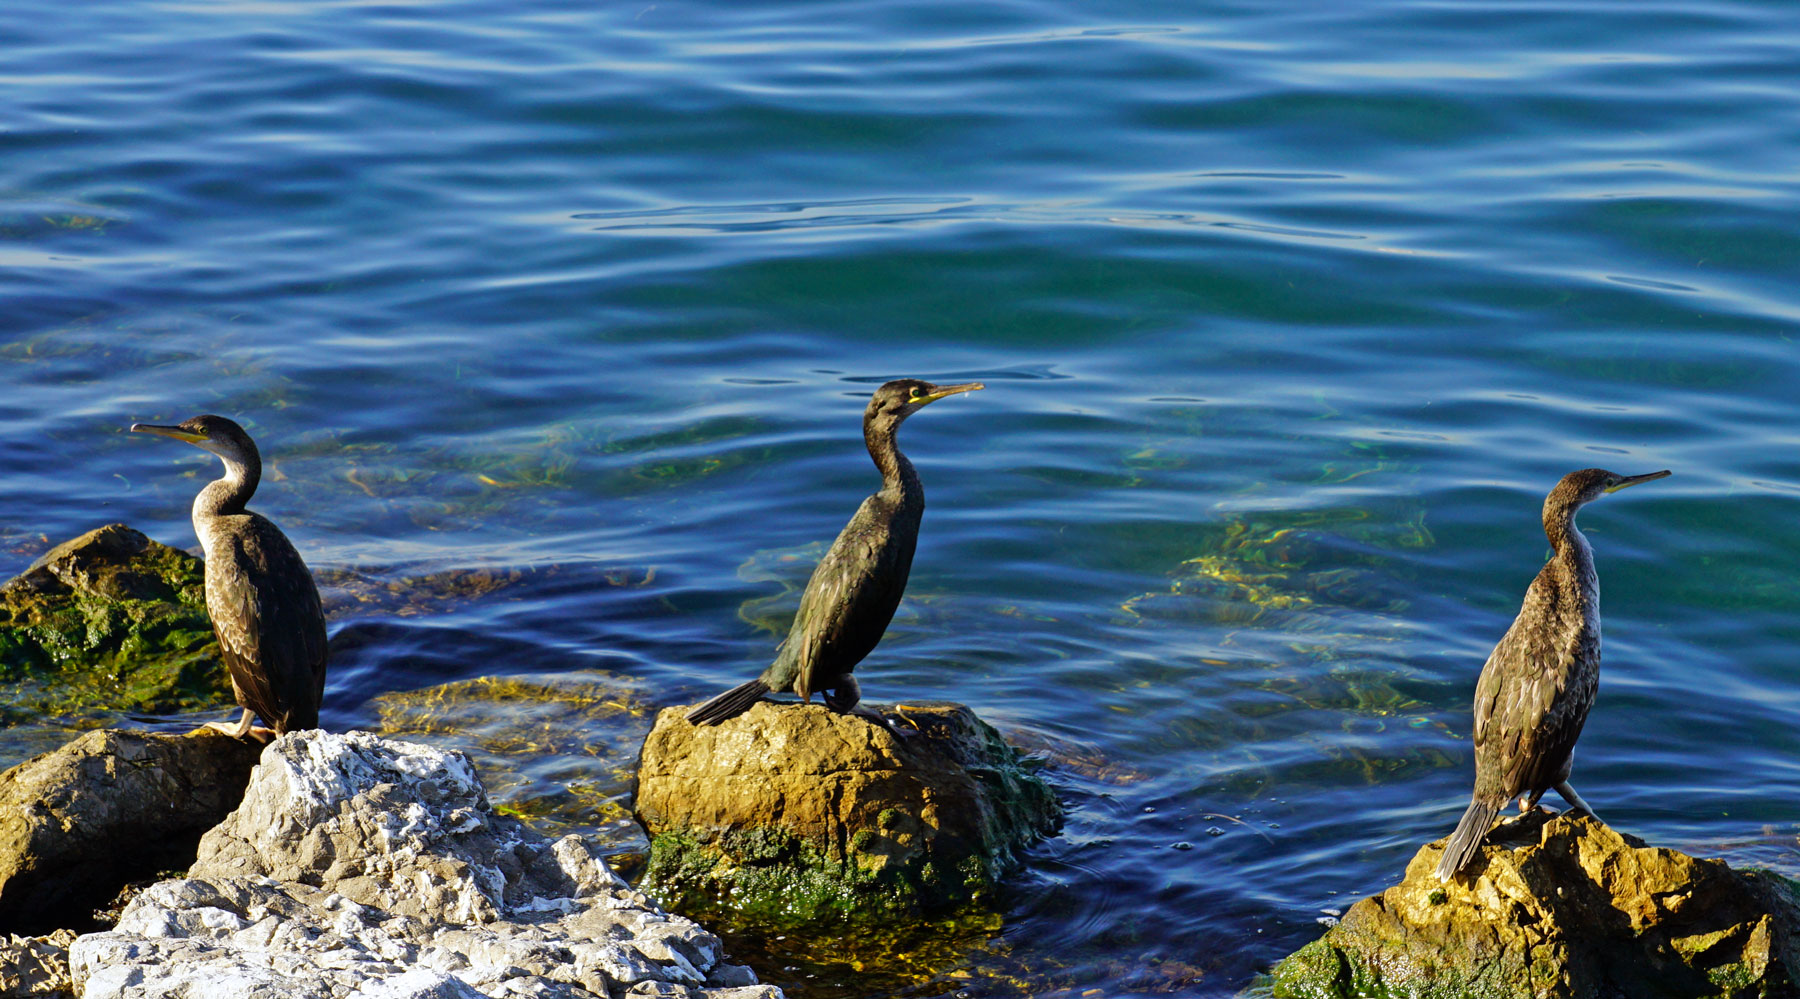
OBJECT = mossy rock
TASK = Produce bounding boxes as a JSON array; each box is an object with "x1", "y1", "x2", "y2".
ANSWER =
[
  {"x1": 0, "y1": 525, "x2": 228, "y2": 719},
  {"x1": 1270, "y1": 811, "x2": 1800, "y2": 999},
  {"x1": 635, "y1": 700, "x2": 1061, "y2": 930}
]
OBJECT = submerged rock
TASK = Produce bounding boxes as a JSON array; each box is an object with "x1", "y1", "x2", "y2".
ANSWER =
[
  {"x1": 1271, "y1": 811, "x2": 1800, "y2": 999},
  {"x1": 70, "y1": 730, "x2": 778, "y2": 999},
  {"x1": 375, "y1": 671, "x2": 653, "y2": 845},
  {"x1": 0, "y1": 728, "x2": 261, "y2": 934},
  {"x1": 636, "y1": 700, "x2": 1061, "y2": 927},
  {"x1": 0, "y1": 524, "x2": 227, "y2": 719}
]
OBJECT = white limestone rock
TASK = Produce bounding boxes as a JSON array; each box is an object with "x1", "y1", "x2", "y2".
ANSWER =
[
  {"x1": 0, "y1": 927, "x2": 76, "y2": 996},
  {"x1": 69, "y1": 730, "x2": 775, "y2": 999}
]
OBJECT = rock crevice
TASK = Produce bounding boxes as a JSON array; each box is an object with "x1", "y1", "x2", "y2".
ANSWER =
[{"x1": 0, "y1": 728, "x2": 261, "y2": 934}]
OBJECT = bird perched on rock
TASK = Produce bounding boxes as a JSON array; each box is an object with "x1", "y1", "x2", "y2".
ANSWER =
[
  {"x1": 686, "y1": 378, "x2": 984, "y2": 732},
  {"x1": 1436, "y1": 467, "x2": 1671, "y2": 880},
  {"x1": 132, "y1": 415, "x2": 328, "y2": 740}
]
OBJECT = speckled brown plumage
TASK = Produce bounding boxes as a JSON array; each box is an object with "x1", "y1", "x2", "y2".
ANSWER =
[
  {"x1": 687, "y1": 378, "x2": 983, "y2": 729},
  {"x1": 203, "y1": 509, "x2": 327, "y2": 733},
  {"x1": 132, "y1": 415, "x2": 328, "y2": 737},
  {"x1": 1436, "y1": 466, "x2": 1670, "y2": 880}
]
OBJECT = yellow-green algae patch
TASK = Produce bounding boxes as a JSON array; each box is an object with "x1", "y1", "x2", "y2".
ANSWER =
[
  {"x1": 710, "y1": 900, "x2": 1210, "y2": 999},
  {"x1": 374, "y1": 671, "x2": 653, "y2": 847},
  {"x1": 1120, "y1": 506, "x2": 1429, "y2": 630}
]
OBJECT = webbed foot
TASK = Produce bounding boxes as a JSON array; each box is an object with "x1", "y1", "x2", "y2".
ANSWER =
[
  {"x1": 203, "y1": 708, "x2": 272, "y2": 742},
  {"x1": 851, "y1": 704, "x2": 914, "y2": 739},
  {"x1": 823, "y1": 677, "x2": 912, "y2": 739}
]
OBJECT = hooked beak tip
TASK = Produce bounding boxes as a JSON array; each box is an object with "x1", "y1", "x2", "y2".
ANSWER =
[
  {"x1": 932, "y1": 382, "x2": 984, "y2": 400},
  {"x1": 1606, "y1": 469, "x2": 1672, "y2": 492}
]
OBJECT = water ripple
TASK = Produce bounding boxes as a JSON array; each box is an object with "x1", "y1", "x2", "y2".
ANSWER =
[{"x1": 4, "y1": 0, "x2": 1800, "y2": 995}]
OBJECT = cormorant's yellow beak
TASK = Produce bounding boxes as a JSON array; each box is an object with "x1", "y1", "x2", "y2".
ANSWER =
[
  {"x1": 920, "y1": 382, "x2": 984, "y2": 404},
  {"x1": 131, "y1": 423, "x2": 209, "y2": 444},
  {"x1": 1605, "y1": 469, "x2": 1671, "y2": 492}
]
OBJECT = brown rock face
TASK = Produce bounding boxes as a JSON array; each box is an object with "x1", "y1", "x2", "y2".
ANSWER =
[
  {"x1": 1272, "y1": 811, "x2": 1800, "y2": 999},
  {"x1": 0, "y1": 729, "x2": 261, "y2": 934},
  {"x1": 635, "y1": 700, "x2": 1061, "y2": 927}
]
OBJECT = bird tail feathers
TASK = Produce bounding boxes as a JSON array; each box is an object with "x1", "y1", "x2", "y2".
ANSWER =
[
  {"x1": 1435, "y1": 799, "x2": 1502, "y2": 881},
  {"x1": 686, "y1": 679, "x2": 771, "y2": 726}
]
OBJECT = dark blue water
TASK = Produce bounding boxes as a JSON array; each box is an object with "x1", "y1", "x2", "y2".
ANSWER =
[{"x1": 5, "y1": 0, "x2": 1800, "y2": 994}]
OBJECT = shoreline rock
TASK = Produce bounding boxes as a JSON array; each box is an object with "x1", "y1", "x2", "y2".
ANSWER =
[
  {"x1": 69, "y1": 730, "x2": 781, "y2": 999},
  {"x1": 0, "y1": 728, "x2": 261, "y2": 934},
  {"x1": 1270, "y1": 810, "x2": 1800, "y2": 999},
  {"x1": 635, "y1": 700, "x2": 1061, "y2": 928},
  {"x1": 0, "y1": 524, "x2": 227, "y2": 719},
  {"x1": 0, "y1": 928, "x2": 75, "y2": 997}
]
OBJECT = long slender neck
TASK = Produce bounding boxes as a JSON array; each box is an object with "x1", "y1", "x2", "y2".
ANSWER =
[
  {"x1": 193, "y1": 452, "x2": 260, "y2": 528},
  {"x1": 865, "y1": 416, "x2": 919, "y2": 498},
  {"x1": 1543, "y1": 500, "x2": 1594, "y2": 577}
]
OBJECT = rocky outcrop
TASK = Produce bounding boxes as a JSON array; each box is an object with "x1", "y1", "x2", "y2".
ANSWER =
[
  {"x1": 69, "y1": 730, "x2": 780, "y2": 999},
  {"x1": 0, "y1": 928, "x2": 75, "y2": 997},
  {"x1": 636, "y1": 700, "x2": 1061, "y2": 927},
  {"x1": 1271, "y1": 811, "x2": 1800, "y2": 999},
  {"x1": 0, "y1": 524, "x2": 226, "y2": 719},
  {"x1": 0, "y1": 728, "x2": 261, "y2": 933}
]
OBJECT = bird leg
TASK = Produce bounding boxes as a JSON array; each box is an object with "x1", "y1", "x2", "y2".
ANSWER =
[
  {"x1": 205, "y1": 708, "x2": 277, "y2": 743},
  {"x1": 821, "y1": 676, "x2": 861, "y2": 713},
  {"x1": 823, "y1": 677, "x2": 913, "y2": 739},
  {"x1": 1554, "y1": 781, "x2": 1599, "y2": 821}
]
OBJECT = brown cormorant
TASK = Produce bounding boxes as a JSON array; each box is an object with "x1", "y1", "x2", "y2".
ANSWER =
[
  {"x1": 686, "y1": 378, "x2": 984, "y2": 730},
  {"x1": 1435, "y1": 466, "x2": 1671, "y2": 880},
  {"x1": 132, "y1": 415, "x2": 328, "y2": 740}
]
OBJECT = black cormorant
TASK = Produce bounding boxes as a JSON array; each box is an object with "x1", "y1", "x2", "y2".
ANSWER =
[
  {"x1": 686, "y1": 378, "x2": 984, "y2": 730},
  {"x1": 132, "y1": 415, "x2": 328, "y2": 740},
  {"x1": 1436, "y1": 466, "x2": 1671, "y2": 880}
]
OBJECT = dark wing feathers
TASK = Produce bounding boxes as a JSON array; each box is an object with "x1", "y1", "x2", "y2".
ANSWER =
[
  {"x1": 1471, "y1": 567, "x2": 1594, "y2": 801},
  {"x1": 777, "y1": 495, "x2": 919, "y2": 700},
  {"x1": 205, "y1": 513, "x2": 328, "y2": 733}
]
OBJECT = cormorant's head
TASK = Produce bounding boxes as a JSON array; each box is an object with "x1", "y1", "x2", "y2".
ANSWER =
[
  {"x1": 1549, "y1": 467, "x2": 1671, "y2": 509},
  {"x1": 131, "y1": 414, "x2": 261, "y2": 469},
  {"x1": 865, "y1": 378, "x2": 985, "y2": 428}
]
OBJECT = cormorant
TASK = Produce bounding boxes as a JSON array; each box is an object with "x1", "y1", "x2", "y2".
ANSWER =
[
  {"x1": 686, "y1": 378, "x2": 984, "y2": 730},
  {"x1": 132, "y1": 415, "x2": 328, "y2": 740},
  {"x1": 1435, "y1": 466, "x2": 1671, "y2": 880}
]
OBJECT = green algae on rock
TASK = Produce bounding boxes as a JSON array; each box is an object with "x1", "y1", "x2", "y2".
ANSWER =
[
  {"x1": 635, "y1": 700, "x2": 1061, "y2": 929},
  {"x1": 0, "y1": 525, "x2": 228, "y2": 719},
  {"x1": 1270, "y1": 810, "x2": 1800, "y2": 999}
]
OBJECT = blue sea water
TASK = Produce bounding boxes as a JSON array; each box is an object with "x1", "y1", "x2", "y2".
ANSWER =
[{"x1": 4, "y1": 0, "x2": 1800, "y2": 994}]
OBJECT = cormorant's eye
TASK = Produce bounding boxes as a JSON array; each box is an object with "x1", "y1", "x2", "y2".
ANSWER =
[{"x1": 909, "y1": 387, "x2": 925, "y2": 399}]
